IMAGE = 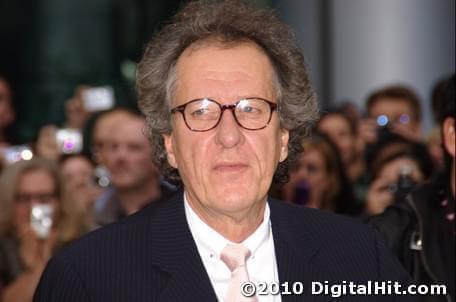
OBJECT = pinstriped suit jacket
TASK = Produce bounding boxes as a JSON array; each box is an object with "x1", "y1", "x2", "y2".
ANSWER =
[{"x1": 33, "y1": 191, "x2": 417, "y2": 301}]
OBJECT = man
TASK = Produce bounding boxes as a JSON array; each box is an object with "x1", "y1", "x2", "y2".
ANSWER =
[
  {"x1": 90, "y1": 108, "x2": 133, "y2": 166},
  {"x1": 369, "y1": 75, "x2": 455, "y2": 301},
  {"x1": 34, "y1": 1, "x2": 416, "y2": 301},
  {"x1": 93, "y1": 111, "x2": 174, "y2": 225}
]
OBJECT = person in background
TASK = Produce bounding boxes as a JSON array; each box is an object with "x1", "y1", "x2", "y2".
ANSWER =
[
  {"x1": 365, "y1": 141, "x2": 433, "y2": 215},
  {"x1": 279, "y1": 133, "x2": 359, "y2": 215},
  {"x1": 86, "y1": 108, "x2": 144, "y2": 222},
  {"x1": 59, "y1": 154, "x2": 101, "y2": 227},
  {"x1": 0, "y1": 75, "x2": 15, "y2": 148},
  {"x1": 0, "y1": 157, "x2": 89, "y2": 302},
  {"x1": 317, "y1": 110, "x2": 364, "y2": 183},
  {"x1": 369, "y1": 75, "x2": 455, "y2": 302},
  {"x1": 94, "y1": 111, "x2": 175, "y2": 226},
  {"x1": 89, "y1": 108, "x2": 133, "y2": 166},
  {"x1": 317, "y1": 109, "x2": 368, "y2": 204},
  {"x1": 359, "y1": 85, "x2": 423, "y2": 145}
]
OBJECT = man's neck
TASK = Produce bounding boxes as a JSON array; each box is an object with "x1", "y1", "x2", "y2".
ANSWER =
[
  {"x1": 116, "y1": 178, "x2": 161, "y2": 215},
  {"x1": 185, "y1": 192, "x2": 266, "y2": 243}
]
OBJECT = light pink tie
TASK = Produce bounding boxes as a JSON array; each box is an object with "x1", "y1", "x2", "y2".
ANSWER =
[{"x1": 220, "y1": 244, "x2": 258, "y2": 302}]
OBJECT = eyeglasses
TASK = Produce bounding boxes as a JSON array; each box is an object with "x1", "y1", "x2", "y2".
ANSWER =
[
  {"x1": 15, "y1": 193, "x2": 57, "y2": 204},
  {"x1": 170, "y1": 98, "x2": 278, "y2": 132}
]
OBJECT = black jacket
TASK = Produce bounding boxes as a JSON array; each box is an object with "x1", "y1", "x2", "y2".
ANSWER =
[
  {"x1": 369, "y1": 176, "x2": 455, "y2": 302},
  {"x1": 34, "y1": 191, "x2": 416, "y2": 301}
]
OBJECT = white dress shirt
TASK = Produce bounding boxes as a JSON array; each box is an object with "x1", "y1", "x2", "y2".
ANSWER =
[{"x1": 184, "y1": 193, "x2": 282, "y2": 302}]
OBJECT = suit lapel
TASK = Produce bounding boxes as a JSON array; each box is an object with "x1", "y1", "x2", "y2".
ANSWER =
[
  {"x1": 269, "y1": 199, "x2": 323, "y2": 302},
  {"x1": 143, "y1": 191, "x2": 217, "y2": 301}
]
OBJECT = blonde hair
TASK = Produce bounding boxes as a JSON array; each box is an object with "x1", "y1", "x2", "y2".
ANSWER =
[{"x1": 0, "y1": 157, "x2": 88, "y2": 248}]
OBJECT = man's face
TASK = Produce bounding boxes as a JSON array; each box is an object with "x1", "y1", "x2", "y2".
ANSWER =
[
  {"x1": 92, "y1": 111, "x2": 131, "y2": 165},
  {"x1": 105, "y1": 118, "x2": 159, "y2": 190},
  {"x1": 164, "y1": 42, "x2": 289, "y2": 215}
]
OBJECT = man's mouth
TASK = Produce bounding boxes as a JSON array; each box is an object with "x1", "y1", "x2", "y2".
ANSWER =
[{"x1": 212, "y1": 162, "x2": 249, "y2": 173}]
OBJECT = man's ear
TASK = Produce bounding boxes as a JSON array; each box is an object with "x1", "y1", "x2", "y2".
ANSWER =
[
  {"x1": 279, "y1": 129, "x2": 289, "y2": 162},
  {"x1": 163, "y1": 134, "x2": 178, "y2": 168},
  {"x1": 443, "y1": 117, "x2": 455, "y2": 158}
]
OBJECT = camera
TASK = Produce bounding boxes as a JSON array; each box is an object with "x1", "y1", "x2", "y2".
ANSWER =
[
  {"x1": 81, "y1": 86, "x2": 114, "y2": 112},
  {"x1": 0, "y1": 145, "x2": 34, "y2": 164},
  {"x1": 30, "y1": 204, "x2": 54, "y2": 239},
  {"x1": 389, "y1": 165, "x2": 416, "y2": 203},
  {"x1": 56, "y1": 129, "x2": 83, "y2": 154}
]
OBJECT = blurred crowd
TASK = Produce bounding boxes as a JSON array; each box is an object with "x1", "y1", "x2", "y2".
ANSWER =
[{"x1": 0, "y1": 71, "x2": 454, "y2": 301}]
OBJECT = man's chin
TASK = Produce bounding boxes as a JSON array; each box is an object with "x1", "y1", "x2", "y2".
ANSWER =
[{"x1": 209, "y1": 188, "x2": 264, "y2": 211}]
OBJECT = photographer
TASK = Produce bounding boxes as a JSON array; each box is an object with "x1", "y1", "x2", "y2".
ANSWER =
[
  {"x1": 369, "y1": 75, "x2": 455, "y2": 301},
  {"x1": 0, "y1": 158, "x2": 89, "y2": 302},
  {"x1": 365, "y1": 136, "x2": 434, "y2": 215}
]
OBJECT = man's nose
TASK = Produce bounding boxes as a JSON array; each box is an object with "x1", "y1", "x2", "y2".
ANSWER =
[{"x1": 214, "y1": 109, "x2": 244, "y2": 148}]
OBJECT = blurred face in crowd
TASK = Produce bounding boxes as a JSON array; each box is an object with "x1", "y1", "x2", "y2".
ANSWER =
[
  {"x1": 289, "y1": 147, "x2": 333, "y2": 204},
  {"x1": 92, "y1": 111, "x2": 131, "y2": 165},
  {"x1": 0, "y1": 78, "x2": 15, "y2": 130},
  {"x1": 318, "y1": 114, "x2": 356, "y2": 165},
  {"x1": 60, "y1": 156, "x2": 93, "y2": 187},
  {"x1": 60, "y1": 156, "x2": 93, "y2": 184},
  {"x1": 105, "y1": 117, "x2": 159, "y2": 190},
  {"x1": 164, "y1": 42, "x2": 289, "y2": 217},
  {"x1": 368, "y1": 98, "x2": 420, "y2": 132},
  {"x1": 14, "y1": 169, "x2": 59, "y2": 230},
  {"x1": 60, "y1": 155, "x2": 100, "y2": 209}
]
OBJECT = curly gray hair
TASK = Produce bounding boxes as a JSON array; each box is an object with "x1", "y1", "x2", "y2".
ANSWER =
[{"x1": 137, "y1": 0, "x2": 319, "y2": 184}]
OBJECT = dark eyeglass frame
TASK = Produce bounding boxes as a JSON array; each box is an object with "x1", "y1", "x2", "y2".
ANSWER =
[
  {"x1": 14, "y1": 193, "x2": 58, "y2": 204},
  {"x1": 170, "y1": 97, "x2": 278, "y2": 132}
]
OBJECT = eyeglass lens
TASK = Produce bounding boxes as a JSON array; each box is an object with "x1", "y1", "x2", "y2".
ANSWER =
[{"x1": 183, "y1": 98, "x2": 272, "y2": 131}]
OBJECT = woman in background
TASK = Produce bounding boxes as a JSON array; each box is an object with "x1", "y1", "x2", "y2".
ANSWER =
[
  {"x1": 0, "y1": 157, "x2": 90, "y2": 302},
  {"x1": 279, "y1": 133, "x2": 359, "y2": 215}
]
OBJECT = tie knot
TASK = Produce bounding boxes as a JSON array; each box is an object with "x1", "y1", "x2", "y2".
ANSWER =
[{"x1": 220, "y1": 244, "x2": 251, "y2": 272}]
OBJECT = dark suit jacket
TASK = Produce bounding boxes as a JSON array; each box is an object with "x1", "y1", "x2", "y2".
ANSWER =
[{"x1": 34, "y1": 191, "x2": 417, "y2": 301}]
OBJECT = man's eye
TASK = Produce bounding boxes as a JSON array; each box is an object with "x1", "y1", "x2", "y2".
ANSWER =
[
  {"x1": 191, "y1": 108, "x2": 209, "y2": 116},
  {"x1": 240, "y1": 106, "x2": 259, "y2": 113}
]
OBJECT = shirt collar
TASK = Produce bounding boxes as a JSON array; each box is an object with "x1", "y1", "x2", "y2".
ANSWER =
[{"x1": 184, "y1": 192, "x2": 271, "y2": 259}]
